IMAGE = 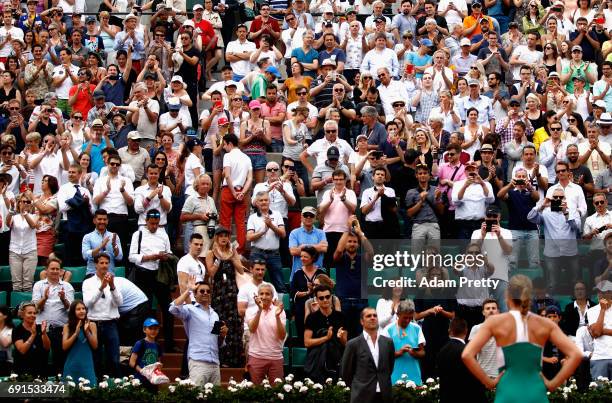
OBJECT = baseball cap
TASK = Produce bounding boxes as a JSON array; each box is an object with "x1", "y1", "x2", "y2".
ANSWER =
[
  {"x1": 93, "y1": 90, "x2": 105, "y2": 99},
  {"x1": 224, "y1": 80, "x2": 238, "y2": 88},
  {"x1": 265, "y1": 65, "x2": 281, "y2": 79},
  {"x1": 420, "y1": 38, "x2": 433, "y2": 47},
  {"x1": 322, "y1": 58, "x2": 337, "y2": 67},
  {"x1": 85, "y1": 16, "x2": 96, "y2": 24},
  {"x1": 545, "y1": 305, "x2": 561, "y2": 316},
  {"x1": 193, "y1": 3, "x2": 204, "y2": 11},
  {"x1": 214, "y1": 226, "x2": 231, "y2": 236},
  {"x1": 480, "y1": 143, "x2": 495, "y2": 152},
  {"x1": 183, "y1": 19, "x2": 195, "y2": 28},
  {"x1": 217, "y1": 116, "x2": 230, "y2": 126},
  {"x1": 460, "y1": 38, "x2": 471, "y2": 47},
  {"x1": 374, "y1": 16, "x2": 385, "y2": 23},
  {"x1": 92, "y1": 119, "x2": 104, "y2": 127},
  {"x1": 571, "y1": 45, "x2": 582, "y2": 52},
  {"x1": 468, "y1": 78, "x2": 480, "y2": 86},
  {"x1": 127, "y1": 131, "x2": 142, "y2": 140},
  {"x1": 124, "y1": 13, "x2": 137, "y2": 23},
  {"x1": 594, "y1": 100, "x2": 607, "y2": 109},
  {"x1": 327, "y1": 146, "x2": 340, "y2": 160},
  {"x1": 185, "y1": 127, "x2": 197, "y2": 137},
  {"x1": 143, "y1": 318, "x2": 160, "y2": 327},
  {"x1": 301, "y1": 206, "x2": 317, "y2": 215},
  {"x1": 186, "y1": 138, "x2": 204, "y2": 149},
  {"x1": 249, "y1": 100, "x2": 262, "y2": 110},
  {"x1": 356, "y1": 134, "x2": 368, "y2": 142},
  {"x1": 548, "y1": 71, "x2": 560, "y2": 78},
  {"x1": 572, "y1": 75, "x2": 586, "y2": 82},
  {"x1": 472, "y1": 0, "x2": 482, "y2": 6},
  {"x1": 595, "y1": 280, "x2": 612, "y2": 292},
  {"x1": 144, "y1": 72, "x2": 157, "y2": 80},
  {"x1": 509, "y1": 99, "x2": 521, "y2": 106},
  {"x1": 168, "y1": 97, "x2": 181, "y2": 111}
]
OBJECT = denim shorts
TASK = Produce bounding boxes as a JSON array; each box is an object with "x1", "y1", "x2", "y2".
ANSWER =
[{"x1": 248, "y1": 153, "x2": 268, "y2": 170}]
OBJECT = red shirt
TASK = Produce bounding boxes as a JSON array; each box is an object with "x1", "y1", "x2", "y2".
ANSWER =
[
  {"x1": 193, "y1": 18, "x2": 216, "y2": 48},
  {"x1": 248, "y1": 17, "x2": 280, "y2": 47},
  {"x1": 68, "y1": 83, "x2": 96, "y2": 118}
]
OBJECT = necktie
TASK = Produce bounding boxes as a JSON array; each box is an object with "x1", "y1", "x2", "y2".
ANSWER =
[{"x1": 74, "y1": 184, "x2": 81, "y2": 196}]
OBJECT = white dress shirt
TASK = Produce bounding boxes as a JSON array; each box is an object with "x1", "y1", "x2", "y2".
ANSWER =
[
  {"x1": 360, "y1": 186, "x2": 396, "y2": 222},
  {"x1": 247, "y1": 210, "x2": 285, "y2": 250},
  {"x1": 363, "y1": 331, "x2": 380, "y2": 392},
  {"x1": 128, "y1": 227, "x2": 172, "y2": 271},
  {"x1": 82, "y1": 274, "x2": 124, "y2": 321},
  {"x1": 57, "y1": 182, "x2": 94, "y2": 220},
  {"x1": 251, "y1": 181, "x2": 295, "y2": 218},
  {"x1": 451, "y1": 180, "x2": 495, "y2": 220},
  {"x1": 93, "y1": 174, "x2": 135, "y2": 215},
  {"x1": 9, "y1": 214, "x2": 37, "y2": 254},
  {"x1": 584, "y1": 210, "x2": 612, "y2": 250},
  {"x1": 545, "y1": 182, "x2": 587, "y2": 219},
  {"x1": 32, "y1": 279, "x2": 74, "y2": 327},
  {"x1": 134, "y1": 183, "x2": 172, "y2": 225}
]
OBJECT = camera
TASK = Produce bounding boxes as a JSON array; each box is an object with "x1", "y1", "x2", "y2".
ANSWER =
[
  {"x1": 514, "y1": 179, "x2": 525, "y2": 186},
  {"x1": 551, "y1": 198, "x2": 562, "y2": 212},
  {"x1": 207, "y1": 213, "x2": 218, "y2": 239}
]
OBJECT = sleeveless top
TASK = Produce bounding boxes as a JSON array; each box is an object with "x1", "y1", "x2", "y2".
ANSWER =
[
  {"x1": 494, "y1": 311, "x2": 547, "y2": 403},
  {"x1": 243, "y1": 120, "x2": 267, "y2": 155},
  {"x1": 0, "y1": 87, "x2": 16, "y2": 118}
]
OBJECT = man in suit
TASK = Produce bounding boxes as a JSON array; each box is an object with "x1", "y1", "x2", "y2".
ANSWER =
[
  {"x1": 437, "y1": 318, "x2": 487, "y2": 403},
  {"x1": 341, "y1": 307, "x2": 395, "y2": 403}
]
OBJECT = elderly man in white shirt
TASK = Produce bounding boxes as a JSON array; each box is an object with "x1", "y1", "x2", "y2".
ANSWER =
[
  {"x1": 128, "y1": 209, "x2": 176, "y2": 350},
  {"x1": 452, "y1": 161, "x2": 495, "y2": 239},
  {"x1": 300, "y1": 120, "x2": 352, "y2": 174},
  {"x1": 134, "y1": 164, "x2": 172, "y2": 227},
  {"x1": 377, "y1": 67, "x2": 410, "y2": 121},
  {"x1": 545, "y1": 161, "x2": 588, "y2": 220},
  {"x1": 583, "y1": 192, "x2": 612, "y2": 254},
  {"x1": 82, "y1": 252, "x2": 123, "y2": 377}
]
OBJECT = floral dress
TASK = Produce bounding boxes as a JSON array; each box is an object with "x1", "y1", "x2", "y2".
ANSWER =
[
  {"x1": 35, "y1": 194, "x2": 58, "y2": 257},
  {"x1": 211, "y1": 255, "x2": 243, "y2": 367}
]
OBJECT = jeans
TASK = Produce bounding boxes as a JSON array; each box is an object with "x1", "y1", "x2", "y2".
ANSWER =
[
  {"x1": 491, "y1": 279, "x2": 508, "y2": 313},
  {"x1": 251, "y1": 248, "x2": 286, "y2": 293},
  {"x1": 94, "y1": 320, "x2": 121, "y2": 378},
  {"x1": 590, "y1": 359, "x2": 612, "y2": 380},
  {"x1": 270, "y1": 139, "x2": 284, "y2": 153},
  {"x1": 543, "y1": 255, "x2": 580, "y2": 294},
  {"x1": 510, "y1": 230, "x2": 540, "y2": 270},
  {"x1": 48, "y1": 325, "x2": 66, "y2": 376}
]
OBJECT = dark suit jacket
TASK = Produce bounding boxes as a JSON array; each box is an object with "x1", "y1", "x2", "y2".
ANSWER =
[
  {"x1": 561, "y1": 300, "x2": 594, "y2": 336},
  {"x1": 437, "y1": 338, "x2": 487, "y2": 403},
  {"x1": 340, "y1": 333, "x2": 395, "y2": 403}
]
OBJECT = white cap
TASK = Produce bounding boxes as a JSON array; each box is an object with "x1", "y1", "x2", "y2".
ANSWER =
[{"x1": 183, "y1": 19, "x2": 195, "y2": 28}]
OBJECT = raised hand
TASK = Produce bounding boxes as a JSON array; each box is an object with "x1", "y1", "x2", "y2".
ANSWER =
[
  {"x1": 275, "y1": 302, "x2": 284, "y2": 317},
  {"x1": 41, "y1": 320, "x2": 47, "y2": 334}
]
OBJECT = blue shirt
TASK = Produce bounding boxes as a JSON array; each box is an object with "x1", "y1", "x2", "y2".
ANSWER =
[
  {"x1": 101, "y1": 79, "x2": 126, "y2": 106},
  {"x1": 169, "y1": 302, "x2": 221, "y2": 364},
  {"x1": 288, "y1": 226, "x2": 326, "y2": 279},
  {"x1": 404, "y1": 52, "x2": 432, "y2": 79},
  {"x1": 291, "y1": 47, "x2": 319, "y2": 78},
  {"x1": 317, "y1": 48, "x2": 346, "y2": 67},
  {"x1": 115, "y1": 277, "x2": 148, "y2": 314},
  {"x1": 82, "y1": 139, "x2": 113, "y2": 174},
  {"x1": 81, "y1": 229, "x2": 123, "y2": 275}
]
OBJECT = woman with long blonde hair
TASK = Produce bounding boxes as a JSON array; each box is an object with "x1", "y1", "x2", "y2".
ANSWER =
[{"x1": 463, "y1": 275, "x2": 581, "y2": 401}]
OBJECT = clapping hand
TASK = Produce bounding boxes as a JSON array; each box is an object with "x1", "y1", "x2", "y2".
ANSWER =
[
  {"x1": 337, "y1": 327, "x2": 346, "y2": 339},
  {"x1": 40, "y1": 320, "x2": 47, "y2": 334},
  {"x1": 58, "y1": 287, "x2": 66, "y2": 301},
  {"x1": 275, "y1": 302, "x2": 284, "y2": 317}
]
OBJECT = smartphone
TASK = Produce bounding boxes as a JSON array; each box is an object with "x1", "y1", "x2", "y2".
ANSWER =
[
  {"x1": 551, "y1": 199, "x2": 562, "y2": 212},
  {"x1": 485, "y1": 220, "x2": 493, "y2": 232},
  {"x1": 405, "y1": 64, "x2": 415, "y2": 75},
  {"x1": 469, "y1": 172, "x2": 476, "y2": 179},
  {"x1": 105, "y1": 111, "x2": 114, "y2": 121},
  {"x1": 515, "y1": 179, "x2": 525, "y2": 186},
  {"x1": 211, "y1": 320, "x2": 222, "y2": 335},
  {"x1": 595, "y1": 16, "x2": 606, "y2": 25}
]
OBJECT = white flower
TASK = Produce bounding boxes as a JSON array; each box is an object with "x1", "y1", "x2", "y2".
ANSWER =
[
  {"x1": 283, "y1": 384, "x2": 292, "y2": 393},
  {"x1": 264, "y1": 383, "x2": 271, "y2": 389},
  {"x1": 168, "y1": 385, "x2": 176, "y2": 393},
  {"x1": 67, "y1": 381, "x2": 76, "y2": 388},
  {"x1": 285, "y1": 374, "x2": 294, "y2": 382},
  {"x1": 405, "y1": 381, "x2": 416, "y2": 389},
  {"x1": 131, "y1": 379, "x2": 141, "y2": 387},
  {"x1": 326, "y1": 378, "x2": 333, "y2": 385},
  {"x1": 293, "y1": 381, "x2": 303, "y2": 389},
  {"x1": 344, "y1": 387, "x2": 350, "y2": 391},
  {"x1": 426, "y1": 378, "x2": 435, "y2": 384},
  {"x1": 432, "y1": 384, "x2": 440, "y2": 390},
  {"x1": 228, "y1": 386, "x2": 237, "y2": 393},
  {"x1": 277, "y1": 393, "x2": 284, "y2": 400},
  {"x1": 304, "y1": 378, "x2": 314, "y2": 386},
  {"x1": 337, "y1": 380, "x2": 346, "y2": 387},
  {"x1": 197, "y1": 392, "x2": 204, "y2": 399},
  {"x1": 114, "y1": 378, "x2": 123, "y2": 385},
  {"x1": 262, "y1": 379, "x2": 270, "y2": 386},
  {"x1": 590, "y1": 382, "x2": 598, "y2": 388},
  {"x1": 204, "y1": 389, "x2": 213, "y2": 395},
  {"x1": 128, "y1": 375, "x2": 134, "y2": 380},
  {"x1": 78, "y1": 377, "x2": 85, "y2": 383},
  {"x1": 313, "y1": 383, "x2": 323, "y2": 390},
  {"x1": 122, "y1": 376, "x2": 129, "y2": 382},
  {"x1": 103, "y1": 375, "x2": 109, "y2": 380},
  {"x1": 229, "y1": 379, "x2": 237, "y2": 386},
  {"x1": 421, "y1": 391, "x2": 427, "y2": 396},
  {"x1": 274, "y1": 378, "x2": 283, "y2": 384},
  {"x1": 99, "y1": 381, "x2": 108, "y2": 389},
  {"x1": 204, "y1": 382, "x2": 214, "y2": 389},
  {"x1": 9, "y1": 373, "x2": 18, "y2": 380},
  {"x1": 401, "y1": 374, "x2": 408, "y2": 379},
  {"x1": 597, "y1": 376, "x2": 609, "y2": 381},
  {"x1": 79, "y1": 385, "x2": 91, "y2": 391},
  {"x1": 34, "y1": 378, "x2": 42, "y2": 383},
  {"x1": 395, "y1": 380, "x2": 405, "y2": 386},
  {"x1": 244, "y1": 381, "x2": 253, "y2": 388},
  {"x1": 562, "y1": 386, "x2": 570, "y2": 394},
  {"x1": 299, "y1": 386, "x2": 308, "y2": 393},
  {"x1": 562, "y1": 393, "x2": 568, "y2": 400}
]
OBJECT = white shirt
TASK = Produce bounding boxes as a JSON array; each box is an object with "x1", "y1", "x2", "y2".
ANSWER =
[
  {"x1": 584, "y1": 210, "x2": 612, "y2": 250},
  {"x1": 377, "y1": 80, "x2": 410, "y2": 120},
  {"x1": 545, "y1": 182, "x2": 587, "y2": 219},
  {"x1": 9, "y1": 214, "x2": 37, "y2": 254},
  {"x1": 32, "y1": 279, "x2": 74, "y2": 327},
  {"x1": 82, "y1": 274, "x2": 124, "y2": 321},
  {"x1": 226, "y1": 39, "x2": 257, "y2": 76},
  {"x1": 159, "y1": 111, "x2": 190, "y2": 143},
  {"x1": 134, "y1": 183, "x2": 172, "y2": 225},
  {"x1": 251, "y1": 181, "x2": 295, "y2": 218},
  {"x1": 437, "y1": 0, "x2": 468, "y2": 27},
  {"x1": 238, "y1": 281, "x2": 278, "y2": 331},
  {"x1": 282, "y1": 27, "x2": 306, "y2": 58},
  {"x1": 128, "y1": 227, "x2": 172, "y2": 271},
  {"x1": 424, "y1": 66, "x2": 454, "y2": 93},
  {"x1": 586, "y1": 305, "x2": 612, "y2": 360},
  {"x1": 471, "y1": 228, "x2": 513, "y2": 282},
  {"x1": 361, "y1": 47, "x2": 399, "y2": 78},
  {"x1": 93, "y1": 174, "x2": 135, "y2": 215},
  {"x1": 247, "y1": 210, "x2": 285, "y2": 250},
  {"x1": 469, "y1": 323, "x2": 498, "y2": 378},
  {"x1": 306, "y1": 138, "x2": 353, "y2": 166},
  {"x1": 0, "y1": 189, "x2": 14, "y2": 233},
  {"x1": 363, "y1": 330, "x2": 381, "y2": 392},
  {"x1": 360, "y1": 185, "x2": 396, "y2": 222},
  {"x1": 223, "y1": 148, "x2": 253, "y2": 188},
  {"x1": 52, "y1": 64, "x2": 79, "y2": 99},
  {"x1": 128, "y1": 99, "x2": 160, "y2": 140},
  {"x1": 577, "y1": 141, "x2": 612, "y2": 178},
  {"x1": 0, "y1": 26, "x2": 23, "y2": 58},
  {"x1": 451, "y1": 180, "x2": 495, "y2": 220},
  {"x1": 185, "y1": 153, "x2": 204, "y2": 188},
  {"x1": 344, "y1": 34, "x2": 365, "y2": 70},
  {"x1": 99, "y1": 164, "x2": 136, "y2": 183},
  {"x1": 177, "y1": 253, "x2": 206, "y2": 282},
  {"x1": 510, "y1": 46, "x2": 542, "y2": 80}
]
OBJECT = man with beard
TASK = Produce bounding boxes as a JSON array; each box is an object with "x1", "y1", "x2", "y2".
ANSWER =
[{"x1": 567, "y1": 144, "x2": 595, "y2": 200}]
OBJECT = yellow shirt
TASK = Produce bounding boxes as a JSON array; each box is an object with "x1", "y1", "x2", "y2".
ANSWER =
[{"x1": 533, "y1": 127, "x2": 550, "y2": 153}]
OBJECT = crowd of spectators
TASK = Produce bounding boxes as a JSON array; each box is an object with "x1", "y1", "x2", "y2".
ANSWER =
[{"x1": 0, "y1": 0, "x2": 612, "y2": 395}]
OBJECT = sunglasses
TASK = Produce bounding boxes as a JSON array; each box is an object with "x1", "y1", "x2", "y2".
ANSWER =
[
  {"x1": 317, "y1": 294, "x2": 332, "y2": 301},
  {"x1": 447, "y1": 152, "x2": 456, "y2": 157},
  {"x1": 555, "y1": 168, "x2": 567, "y2": 173},
  {"x1": 297, "y1": 92, "x2": 307, "y2": 96},
  {"x1": 283, "y1": 165, "x2": 295, "y2": 170},
  {"x1": 1, "y1": 151, "x2": 12, "y2": 155},
  {"x1": 20, "y1": 200, "x2": 32, "y2": 204},
  {"x1": 8, "y1": 107, "x2": 19, "y2": 111},
  {"x1": 325, "y1": 130, "x2": 337, "y2": 133},
  {"x1": 109, "y1": 162, "x2": 120, "y2": 167},
  {"x1": 552, "y1": 195, "x2": 564, "y2": 200},
  {"x1": 550, "y1": 127, "x2": 562, "y2": 131},
  {"x1": 377, "y1": 74, "x2": 387, "y2": 78},
  {"x1": 333, "y1": 88, "x2": 344, "y2": 92},
  {"x1": 155, "y1": 157, "x2": 166, "y2": 161},
  {"x1": 594, "y1": 200, "x2": 606, "y2": 206},
  {"x1": 393, "y1": 103, "x2": 405, "y2": 107},
  {"x1": 197, "y1": 289, "x2": 211, "y2": 295},
  {"x1": 266, "y1": 168, "x2": 279, "y2": 172},
  {"x1": 73, "y1": 116, "x2": 82, "y2": 120},
  {"x1": 302, "y1": 213, "x2": 315, "y2": 218}
]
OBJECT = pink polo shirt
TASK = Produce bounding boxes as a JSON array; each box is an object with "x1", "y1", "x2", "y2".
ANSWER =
[
  {"x1": 260, "y1": 101, "x2": 286, "y2": 140},
  {"x1": 322, "y1": 188, "x2": 357, "y2": 233},
  {"x1": 437, "y1": 162, "x2": 466, "y2": 211},
  {"x1": 245, "y1": 305, "x2": 286, "y2": 360}
]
